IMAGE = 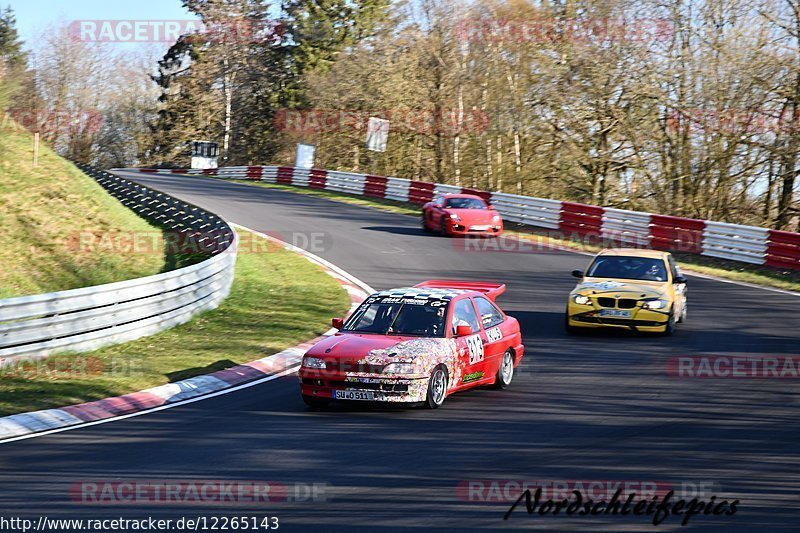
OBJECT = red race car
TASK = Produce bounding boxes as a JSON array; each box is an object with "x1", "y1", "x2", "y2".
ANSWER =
[
  {"x1": 299, "y1": 280, "x2": 524, "y2": 409},
  {"x1": 422, "y1": 194, "x2": 503, "y2": 236}
]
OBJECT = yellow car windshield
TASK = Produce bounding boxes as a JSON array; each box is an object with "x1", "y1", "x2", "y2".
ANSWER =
[{"x1": 587, "y1": 256, "x2": 668, "y2": 282}]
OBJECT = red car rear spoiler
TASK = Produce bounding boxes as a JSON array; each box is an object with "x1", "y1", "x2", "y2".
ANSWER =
[{"x1": 414, "y1": 280, "x2": 506, "y2": 300}]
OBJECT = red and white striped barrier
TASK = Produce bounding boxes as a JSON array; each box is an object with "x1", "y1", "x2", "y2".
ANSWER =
[
  {"x1": 559, "y1": 202, "x2": 604, "y2": 237},
  {"x1": 127, "y1": 166, "x2": 800, "y2": 270},
  {"x1": 767, "y1": 230, "x2": 800, "y2": 270},
  {"x1": 649, "y1": 215, "x2": 705, "y2": 254}
]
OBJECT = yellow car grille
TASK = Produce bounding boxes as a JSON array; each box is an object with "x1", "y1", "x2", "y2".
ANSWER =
[{"x1": 596, "y1": 297, "x2": 638, "y2": 309}]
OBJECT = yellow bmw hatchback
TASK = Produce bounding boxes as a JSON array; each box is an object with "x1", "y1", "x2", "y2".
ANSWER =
[{"x1": 566, "y1": 249, "x2": 688, "y2": 336}]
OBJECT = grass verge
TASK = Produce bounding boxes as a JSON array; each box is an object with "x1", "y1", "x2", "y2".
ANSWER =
[
  {"x1": 0, "y1": 228, "x2": 351, "y2": 416},
  {"x1": 229, "y1": 179, "x2": 800, "y2": 293},
  {"x1": 0, "y1": 123, "x2": 165, "y2": 298}
]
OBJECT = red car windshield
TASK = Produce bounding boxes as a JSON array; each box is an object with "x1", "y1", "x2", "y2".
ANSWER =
[
  {"x1": 444, "y1": 197, "x2": 486, "y2": 209},
  {"x1": 343, "y1": 298, "x2": 448, "y2": 337}
]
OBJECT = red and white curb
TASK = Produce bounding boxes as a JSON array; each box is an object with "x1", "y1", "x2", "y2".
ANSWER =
[{"x1": 0, "y1": 224, "x2": 373, "y2": 444}]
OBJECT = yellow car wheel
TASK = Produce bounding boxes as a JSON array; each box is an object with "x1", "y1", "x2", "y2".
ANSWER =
[{"x1": 662, "y1": 313, "x2": 676, "y2": 337}]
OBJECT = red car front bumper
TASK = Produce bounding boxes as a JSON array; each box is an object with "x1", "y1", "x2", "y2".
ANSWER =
[
  {"x1": 444, "y1": 220, "x2": 503, "y2": 236},
  {"x1": 299, "y1": 369, "x2": 430, "y2": 403}
]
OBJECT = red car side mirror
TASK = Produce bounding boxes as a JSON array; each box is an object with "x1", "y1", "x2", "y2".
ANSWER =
[
  {"x1": 331, "y1": 317, "x2": 344, "y2": 329},
  {"x1": 455, "y1": 324, "x2": 473, "y2": 337}
]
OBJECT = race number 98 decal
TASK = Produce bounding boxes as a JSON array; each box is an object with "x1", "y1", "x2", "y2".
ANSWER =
[{"x1": 466, "y1": 335, "x2": 484, "y2": 365}]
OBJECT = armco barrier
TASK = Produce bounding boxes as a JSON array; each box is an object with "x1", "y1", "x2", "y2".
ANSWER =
[
  {"x1": 0, "y1": 165, "x2": 237, "y2": 363},
  {"x1": 246, "y1": 166, "x2": 262, "y2": 180},
  {"x1": 767, "y1": 230, "x2": 800, "y2": 270},
  {"x1": 385, "y1": 177, "x2": 410, "y2": 202},
  {"x1": 277, "y1": 167, "x2": 293, "y2": 185},
  {"x1": 327, "y1": 171, "x2": 366, "y2": 196},
  {"x1": 364, "y1": 175, "x2": 387, "y2": 198},
  {"x1": 489, "y1": 193, "x2": 561, "y2": 229},
  {"x1": 560, "y1": 202, "x2": 604, "y2": 237},
  {"x1": 408, "y1": 181, "x2": 435, "y2": 204},
  {"x1": 702, "y1": 222, "x2": 768, "y2": 265},
  {"x1": 649, "y1": 215, "x2": 705, "y2": 254},
  {"x1": 309, "y1": 168, "x2": 327, "y2": 189},
  {"x1": 601, "y1": 208, "x2": 651, "y2": 247},
  {"x1": 127, "y1": 165, "x2": 800, "y2": 270}
]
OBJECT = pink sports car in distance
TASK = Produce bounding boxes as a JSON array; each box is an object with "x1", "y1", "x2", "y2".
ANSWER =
[{"x1": 422, "y1": 194, "x2": 503, "y2": 236}]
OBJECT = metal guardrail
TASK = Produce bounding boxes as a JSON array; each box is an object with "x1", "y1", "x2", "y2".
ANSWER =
[
  {"x1": 702, "y1": 221, "x2": 768, "y2": 265},
  {"x1": 129, "y1": 165, "x2": 800, "y2": 270},
  {"x1": 601, "y1": 207, "x2": 652, "y2": 246},
  {"x1": 0, "y1": 165, "x2": 237, "y2": 364},
  {"x1": 491, "y1": 193, "x2": 562, "y2": 229}
]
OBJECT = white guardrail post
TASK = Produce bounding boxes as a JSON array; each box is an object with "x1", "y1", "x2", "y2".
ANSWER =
[
  {"x1": 326, "y1": 170, "x2": 366, "y2": 195},
  {"x1": 0, "y1": 165, "x2": 238, "y2": 365},
  {"x1": 489, "y1": 192, "x2": 562, "y2": 229},
  {"x1": 701, "y1": 221, "x2": 768, "y2": 265},
  {"x1": 601, "y1": 207, "x2": 652, "y2": 248}
]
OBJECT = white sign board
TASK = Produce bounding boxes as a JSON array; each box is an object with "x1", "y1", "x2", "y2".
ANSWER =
[
  {"x1": 366, "y1": 117, "x2": 389, "y2": 152},
  {"x1": 191, "y1": 140, "x2": 219, "y2": 170},
  {"x1": 295, "y1": 143, "x2": 316, "y2": 169}
]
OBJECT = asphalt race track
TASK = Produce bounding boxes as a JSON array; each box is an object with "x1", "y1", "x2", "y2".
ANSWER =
[{"x1": 1, "y1": 171, "x2": 798, "y2": 532}]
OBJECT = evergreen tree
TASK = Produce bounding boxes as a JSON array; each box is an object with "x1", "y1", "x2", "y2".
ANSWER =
[
  {"x1": 280, "y1": 0, "x2": 391, "y2": 107},
  {"x1": 0, "y1": 6, "x2": 26, "y2": 69}
]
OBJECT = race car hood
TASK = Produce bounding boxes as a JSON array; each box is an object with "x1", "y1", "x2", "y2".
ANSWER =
[
  {"x1": 444, "y1": 208, "x2": 498, "y2": 225},
  {"x1": 572, "y1": 278, "x2": 669, "y2": 299},
  {"x1": 305, "y1": 333, "x2": 456, "y2": 366}
]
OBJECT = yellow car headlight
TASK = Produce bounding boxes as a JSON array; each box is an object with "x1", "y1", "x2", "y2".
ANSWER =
[
  {"x1": 643, "y1": 299, "x2": 668, "y2": 310},
  {"x1": 573, "y1": 294, "x2": 591, "y2": 305}
]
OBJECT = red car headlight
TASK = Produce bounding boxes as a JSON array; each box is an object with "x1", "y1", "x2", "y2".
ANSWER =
[{"x1": 302, "y1": 356, "x2": 327, "y2": 369}]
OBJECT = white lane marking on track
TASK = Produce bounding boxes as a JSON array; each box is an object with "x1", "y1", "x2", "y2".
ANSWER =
[{"x1": 229, "y1": 222, "x2": 375, "y2": 294}]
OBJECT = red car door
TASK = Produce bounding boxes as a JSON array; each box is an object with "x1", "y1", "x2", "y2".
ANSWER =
[
  {"x1": 451, "y1": 296, "x2": 489, "y2": 387},
  {"x1": 472, "y1": 296, "x2": 511, "y2": 377},
  {"x1": 428, "y1": 196, "x2": 445, "y2": 228}
]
